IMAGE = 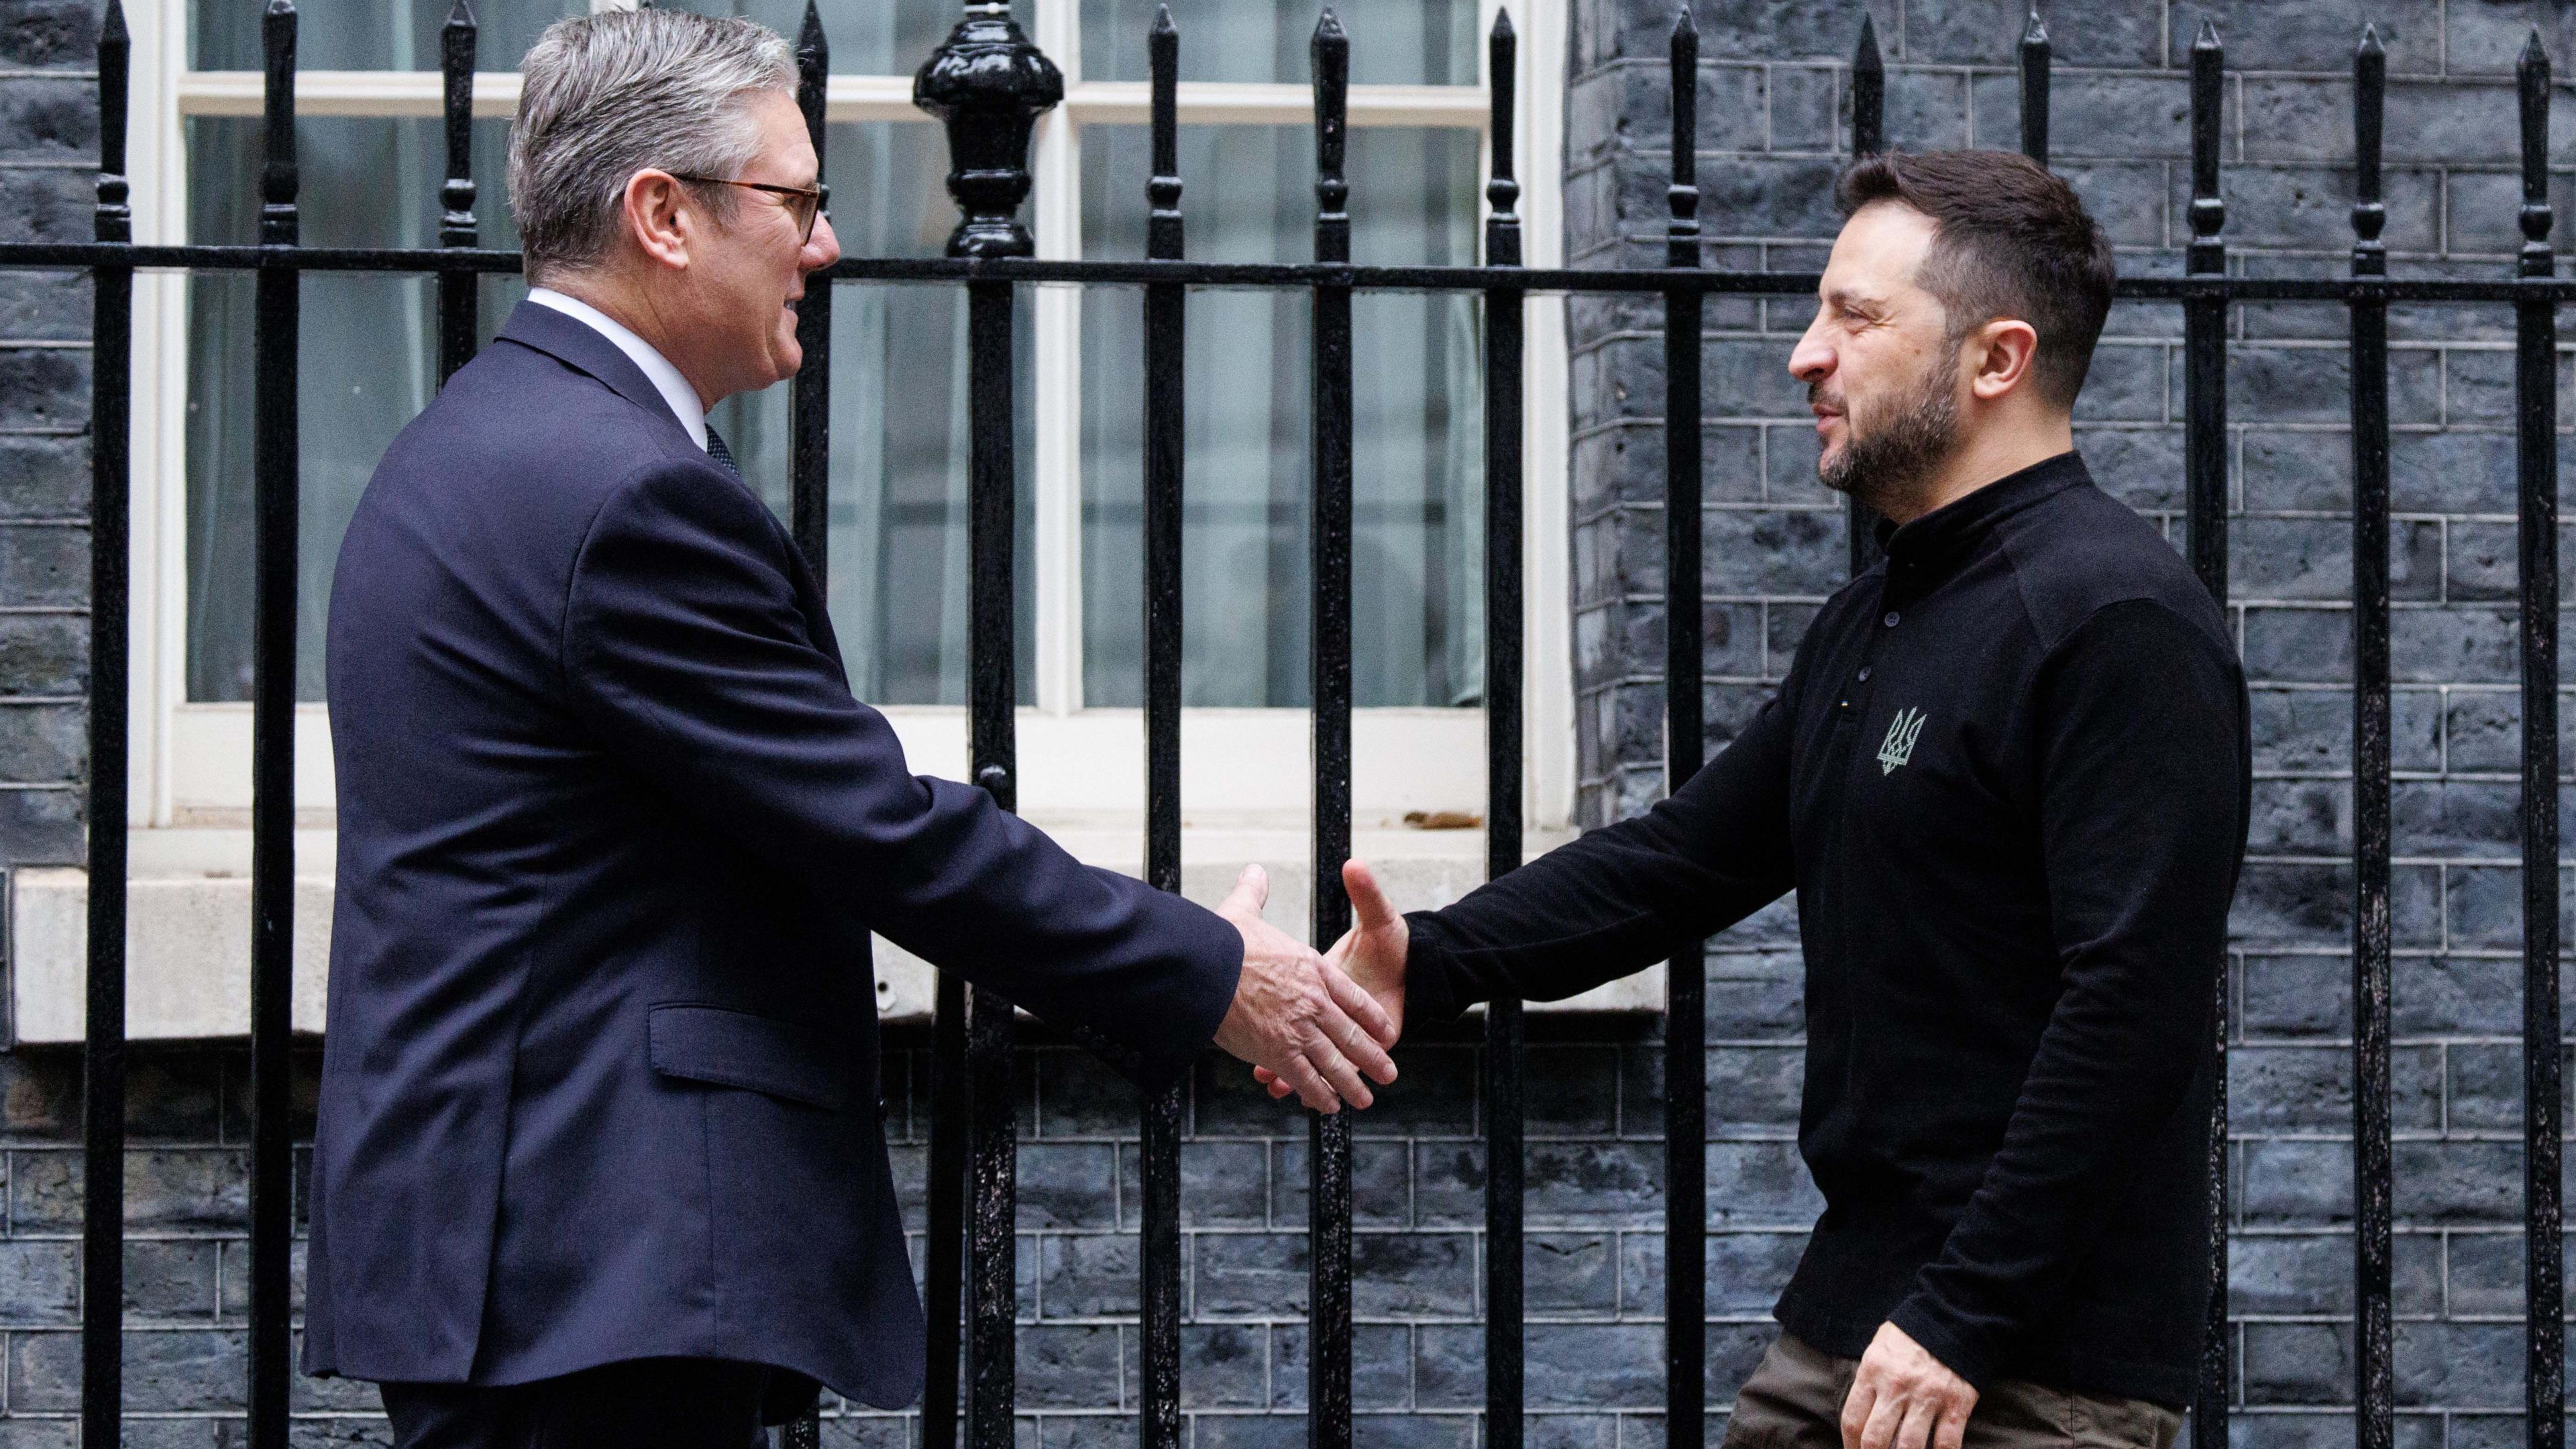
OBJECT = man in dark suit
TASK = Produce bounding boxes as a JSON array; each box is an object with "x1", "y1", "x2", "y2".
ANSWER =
[{"x1": 306, "y1": 13, "x2": 1398, "y2": 1447}]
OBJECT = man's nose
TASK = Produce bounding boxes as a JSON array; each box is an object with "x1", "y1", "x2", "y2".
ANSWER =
[
  {"x1": 804, "y1": 211, "x2": 842, "y2": 272},
  {"x1": 1787, "y1": 324, "x2": 1833, "y2": 383}
]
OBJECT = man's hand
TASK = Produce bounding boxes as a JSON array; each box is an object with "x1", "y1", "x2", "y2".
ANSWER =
[
  {"x1": 1840, "y1": 1322, "x2": 1977, "y2": 1449},
  {"x1": 1209, "y1": 865, "x2": 1400, "y2": 1114},
  {"x1": 1256, "y1": 859, "x2": 1408, "y2": 1100}
]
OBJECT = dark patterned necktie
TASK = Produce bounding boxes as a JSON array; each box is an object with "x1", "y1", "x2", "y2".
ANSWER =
[{"x1": 704, "y1": 424, "x2": 741, "y2": 479}]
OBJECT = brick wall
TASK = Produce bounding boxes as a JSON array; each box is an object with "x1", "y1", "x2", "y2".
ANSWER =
[
  {"x1": 9, "y1": 0, "x2": 2575, "y2": 1444},
  {"x1": 1566, "y1": 1, "x2": 2576, "y2": 1446}
]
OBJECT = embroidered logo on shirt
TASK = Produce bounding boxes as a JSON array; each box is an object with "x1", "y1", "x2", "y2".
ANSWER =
[{"x1": 1878, "y1": 707, "x2": 1926, "y2": 775}]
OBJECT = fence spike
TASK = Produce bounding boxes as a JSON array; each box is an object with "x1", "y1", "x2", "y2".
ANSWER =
[
  {"x1": 96, "y1": 0, "x2": 127, "y2": 218},
  {"x1": 796, "y1": 0, "x2": 827, "y2": 154},
  {"x1": 1851, "y1": 14, "x2": 1882, "y2": 159},
  {"x1": 2352, "y1": 24, "x2": 2383, "y2": 272},
  {"x1": 2019, "y1": 5, "x2": 2049, "y2": 166},
  {"x1": 1489, "y1": 8, "x2": 1518, "y2": 213},
  {"x1": 1668, "y1": 5, "x2": 1697, "y2": 258},
  {"x1": 2520, "y1": 28, "x2": 2552, "y2": 277}
]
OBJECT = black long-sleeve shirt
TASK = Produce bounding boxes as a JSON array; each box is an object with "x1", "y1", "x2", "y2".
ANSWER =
[{"x1": 1407, "y1": 452, "x2": 2248, "y2": 1407}]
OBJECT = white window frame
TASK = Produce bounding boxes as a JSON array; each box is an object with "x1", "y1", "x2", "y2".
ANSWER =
[{"x1": 119, "y1": 0, "x2": 1576, "y2": 836}]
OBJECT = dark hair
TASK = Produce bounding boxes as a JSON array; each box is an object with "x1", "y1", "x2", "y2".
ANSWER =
[{"x1": 1833, "y1": 150, "x2": 2115, "y2": 411}]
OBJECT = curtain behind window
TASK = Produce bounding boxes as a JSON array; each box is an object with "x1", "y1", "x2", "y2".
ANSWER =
[{"x1": 1078, "y1": 123, "x2": 1483, "y2": 708}]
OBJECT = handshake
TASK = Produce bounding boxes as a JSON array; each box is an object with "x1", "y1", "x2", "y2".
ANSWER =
[{"x1": 1208, "y1": 859, "x2": 1413, "y2": 1114}]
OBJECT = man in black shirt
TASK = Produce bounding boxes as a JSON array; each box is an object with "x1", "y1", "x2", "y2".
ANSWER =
[{"x1": 1265, "y1": 152, "x2": 2248, "y2": 1449}]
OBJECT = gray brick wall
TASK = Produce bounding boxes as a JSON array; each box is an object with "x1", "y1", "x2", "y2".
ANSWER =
[{"x1": 1566, "y1": 0, "x2": 2576, "y2": 1446}]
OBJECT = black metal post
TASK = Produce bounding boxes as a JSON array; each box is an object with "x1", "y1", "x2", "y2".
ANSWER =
[
  {"x1": 2347, "y1": 30, "x2": 2392, "y2": 1449},
  {"x1": 2514, "y1": 32, "x2": 2565, "y2": 1449},
  {"x1": 436, "y1": 0, "x2": 476, "y2": 384},
  {"x1": 2183, "y1": 23, "x2": 2230, "y2": 1449},
  {"x1": 1309, "y1": 17, "x2": 1356, "y2": 1449},
  {"x1": 81, "y1": 6, "x2": 132, "y2": 1446},
  {"x1": 1139, "y1": 13, "x2": 1187, "y2": 1449},
  {"x1": 2019, "y1": 7, "x2": 2049, "y2": 166},
  {"x1": 249, "y1": 5, "x2": 300, "y2": 1448},
  {"x1": 1845, "y1": 17, "x2": 1882, "y2": 580},
  {"x1": 1483, "y1": 14, "x2": 1527, "y2": 1449},
  {"x1": 1662, "y1": 13, "x2": 1707, "y2": 1449},
  {"x1": 778, "y1": 14, "x2": 833, "y2": 1448},
  {"x1": 916, "y1": 15, "x2": 1061, "y2": 1449},
  {"x1": 924, "y1": 970, "x2": 969, "y2": 1449},
  {"x1": 790, "y1": 0, "x2": 831, "y2": 580}
]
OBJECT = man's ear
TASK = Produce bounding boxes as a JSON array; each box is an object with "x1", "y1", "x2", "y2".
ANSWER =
[
  {"x1": 621, "y1": 169, "x2": 694, "y2": 272},
  {"x1": 1966, "y1": 317, "x2": 2039, "y2": 401}
]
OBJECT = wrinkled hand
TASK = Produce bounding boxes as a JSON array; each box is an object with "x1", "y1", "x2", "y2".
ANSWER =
[
  {"x1": 1210, "y1": 865, "x2": 1400, "y2": 1114},
  {"x1": 1841, "y1": 1322, "x2": 1977, "y2": 1449},
  {"x1": 1256, "y1": 859, "x2": 1407, "y2": 1101}
]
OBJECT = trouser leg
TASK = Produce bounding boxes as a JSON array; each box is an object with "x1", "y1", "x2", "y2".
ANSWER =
[
  {"x1": 380, "y1": 1357, "x2": 774, "y2": 1449},
  {"x1": 1715, "y1": 1334, "x2": 2183, "y2": 1449}
]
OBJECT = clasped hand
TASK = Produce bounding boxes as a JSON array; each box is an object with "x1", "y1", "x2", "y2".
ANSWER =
[
  {"x1": 1210, "y1": 863, "x2": 1401, "y2": 1114},
  {"x1": 1249, "y1": 859, "x2": 1409, "y2": 1107}
]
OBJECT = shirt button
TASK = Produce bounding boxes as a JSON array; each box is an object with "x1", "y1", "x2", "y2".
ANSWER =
[
  {"x1": 1882, "y1": 612, "x2": 1900, "y2": 628},
  {"x1": 1857, "y1": 666, "x2": 1872, "y2": 682}
]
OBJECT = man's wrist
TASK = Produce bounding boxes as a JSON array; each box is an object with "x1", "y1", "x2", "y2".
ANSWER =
[{"x1": 1883, "y1": 1298, "x2": 1992, "y2": 1394}]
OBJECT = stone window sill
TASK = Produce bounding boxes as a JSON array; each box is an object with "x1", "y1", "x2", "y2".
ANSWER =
[{"x1": 8, "y1": 821, "x2": 1659, "y2": 1043}]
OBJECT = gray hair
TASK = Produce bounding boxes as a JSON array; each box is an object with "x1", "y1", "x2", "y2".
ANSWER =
[{"x1": 507, "y1": 9, "x2": 796, "y2": 282}]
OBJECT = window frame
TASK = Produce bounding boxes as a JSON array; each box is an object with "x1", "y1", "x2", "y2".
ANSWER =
[{"x1": 127, "y1": 0, "x2": 1575, "y2": 833}]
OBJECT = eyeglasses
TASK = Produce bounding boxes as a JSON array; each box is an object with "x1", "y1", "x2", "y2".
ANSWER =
[{"x1": 668, "y1": 174, "x2": 827, "y2": 244}]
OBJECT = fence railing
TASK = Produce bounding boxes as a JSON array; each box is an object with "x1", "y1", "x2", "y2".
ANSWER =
[{"x1": 3, "y1": 3, "x2": 2570, "y2": 1449}]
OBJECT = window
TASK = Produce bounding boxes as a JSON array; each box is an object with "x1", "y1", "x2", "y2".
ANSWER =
[{"x1": 131, "y1": 0, "x2": 1572, "y2": 828}]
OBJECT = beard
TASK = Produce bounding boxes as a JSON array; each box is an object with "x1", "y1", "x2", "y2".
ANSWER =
[{"x1": 1814, "y1": 347, "x2": 1963, "y2": 516}]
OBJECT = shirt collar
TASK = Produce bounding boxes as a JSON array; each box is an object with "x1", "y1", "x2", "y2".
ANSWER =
[
  {"x1": 524, "y1": 287, "x2": 710, "y2": 452},
  {"x1": 1873, "y1": 450, "x2": 2090, "y2": 578}
]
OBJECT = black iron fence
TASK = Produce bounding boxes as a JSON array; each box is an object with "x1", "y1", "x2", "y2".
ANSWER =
[{"x1": 2, "y1": 2, "x2": 2569, "y2": 1449}]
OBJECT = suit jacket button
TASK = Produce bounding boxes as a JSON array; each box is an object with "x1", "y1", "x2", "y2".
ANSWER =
[{"x1": 877, "y1": 1096, "x2": 890, "y2": 1122}]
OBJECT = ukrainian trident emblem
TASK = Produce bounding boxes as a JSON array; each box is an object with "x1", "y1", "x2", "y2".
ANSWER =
[{"x1": 1878, "y1": 707, "x2": 1926, "y2": 775}]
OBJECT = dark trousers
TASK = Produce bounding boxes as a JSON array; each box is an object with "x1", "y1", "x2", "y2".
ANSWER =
[{"x1": 378, "y1": 1357, "x2": 775, "y2": 1449}]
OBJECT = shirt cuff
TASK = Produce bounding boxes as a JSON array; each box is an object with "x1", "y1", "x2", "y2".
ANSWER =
[{"x1": 1884, "y1": 1293, "x2": 1998, "y2": 1394}]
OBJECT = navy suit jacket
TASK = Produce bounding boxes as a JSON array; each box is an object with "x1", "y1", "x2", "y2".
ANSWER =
[{"x1": 305, "y1": 301, "x2": 1242, "y2": 1407}]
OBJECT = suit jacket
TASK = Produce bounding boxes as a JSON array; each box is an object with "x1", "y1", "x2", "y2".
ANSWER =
[{"x1": 305, "y1": 301, "x2": 1242, "y2": 1407}]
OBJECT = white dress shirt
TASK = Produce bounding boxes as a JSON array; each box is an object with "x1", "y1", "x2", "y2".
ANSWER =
[{"x1": 525, "y1": 286, "x2": 710, "y2": 452}]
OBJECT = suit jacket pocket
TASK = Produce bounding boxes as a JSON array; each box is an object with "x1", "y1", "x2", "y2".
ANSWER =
[{"x1": 648, "y1": 1003, "x2": 850, "y2": 1112}]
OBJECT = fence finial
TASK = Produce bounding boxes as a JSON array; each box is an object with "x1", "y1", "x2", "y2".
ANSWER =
[
  {"x1": 1147, "y1": 1, "x2": 1179, "y2": 254},
  {"x1": 2019, "y1": 5, "x2": 2049, "y2": 166},
  {"x1": 2518, "y1": 26, "x2": 2552, "y2": 277},
  {"x1": 260, "y1": 0, "x2": 297, "y2": 248},
  {"x1": 2352, "y1": 23, "x2": 2384, "y2": 276},
  {"x1": 95, "y1": 0, "x2": 128, "y2": 246},
  {"x1": 1666, "y1": 8, "x2": 1697, "y2": 268},
  {"x1": 796, "y1": 0, "x2": 828, "y2": 156},
  {"x1": 1851, "y1": 15, "x2": 1882, "y2": 159},
  {"x1": 1488, "y1": 6, "x2": 1519, "y2": 256},
  {"x1": 2186, "y1": 17, "x2": 2222, "y2": 275},
  {"x1": 1313, "y1": 8, "x2": 1350, "y2": 259},
  {"x1": 912, "y1": 0, "x2": 1061, "y2": 258}
]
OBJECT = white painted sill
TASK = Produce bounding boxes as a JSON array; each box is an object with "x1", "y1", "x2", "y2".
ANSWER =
[{"x1": 9, "y1": 821, "x2": 1662, "y2": 1044}]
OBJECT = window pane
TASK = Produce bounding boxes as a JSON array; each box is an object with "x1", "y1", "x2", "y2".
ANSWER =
[
  {"x1": 192, "y1": 0, "x2": 989, "y2": 76},
  {"x1": 191, "y1": 0, "x2": 586, "y2": 72},
  {"x1": 1082, "y1": 0, "x2": 1477, "y2": 85},
  {"x1": 1078, "y1": 124, "x2": 1483, "y2": 708},
  {"x1": 186, "y1": 116, "x2": 1027, "y2": 707},
  {"x1": 657, "y1": 0, "x2": 1010, "y2": 76}
]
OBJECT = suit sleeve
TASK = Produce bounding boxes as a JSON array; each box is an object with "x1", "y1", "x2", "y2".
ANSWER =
[
  {"x1": 1402, "y1": 686, "x2": 1798, "y2": 1023},
  {"x1": 559, "y1": 458, "x2": 1242, "y2": 1089},
  {"x1": 1886, "y1": 598, "x2": 2245, "y2": 1389}
]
